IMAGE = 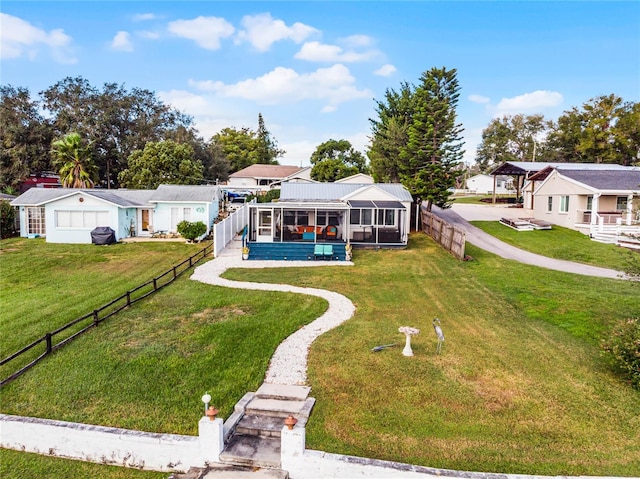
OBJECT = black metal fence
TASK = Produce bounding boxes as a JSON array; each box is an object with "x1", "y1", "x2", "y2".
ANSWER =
[{"x1": 0, "y1": 242, "x2": 213, "y2": 387}]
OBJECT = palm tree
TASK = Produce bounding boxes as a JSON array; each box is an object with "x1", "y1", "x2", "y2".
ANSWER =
[{"x1": 51, "y1": 133, "x2": 97, "y2": 188}]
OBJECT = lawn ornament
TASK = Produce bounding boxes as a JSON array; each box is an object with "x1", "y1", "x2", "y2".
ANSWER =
[{"x1": 433, "y1": 318, "x2": 445, "y2": 354}]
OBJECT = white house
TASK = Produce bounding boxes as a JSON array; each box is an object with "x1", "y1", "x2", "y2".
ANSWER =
[
  {"x1": 523, "y1": 164, "x2": 640, "y2": 237},
  {"x1": 466, "y1": 174, "x2": 513, "y2": 194},
  {"x1": 227, "y1": 165, "x2": 309, "y2": 193},
  {"x1": 11, "y1": 185, "x2": 222, "y2": 244},
  {"x1": 335, "y1": 173, "x2": 374, "y2": 184}
]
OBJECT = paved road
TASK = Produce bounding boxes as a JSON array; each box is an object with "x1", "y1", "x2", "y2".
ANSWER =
[{"x1": 431, "y1": 204, "x2": 628, "y2": 280}]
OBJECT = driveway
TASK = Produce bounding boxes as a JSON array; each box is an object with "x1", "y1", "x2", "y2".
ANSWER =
[{"x1": 431, "y1": 204, "x2": 628, "y2": 280}]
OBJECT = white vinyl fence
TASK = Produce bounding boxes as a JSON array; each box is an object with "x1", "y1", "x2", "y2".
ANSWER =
[{"x1": 212, "y1": 203, "x2": 250, "y2": 257}]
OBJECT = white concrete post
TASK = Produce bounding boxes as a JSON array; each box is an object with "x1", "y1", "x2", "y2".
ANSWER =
[
  {"x1": 199, "y1": 416, "x2": 224, "y2": 463},
  {"x1": 281, "y1": 424, "x2": 306, "y2": 472}
]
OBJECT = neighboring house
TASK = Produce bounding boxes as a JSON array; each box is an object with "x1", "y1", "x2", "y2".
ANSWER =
[
  {"x1": 267, "y1": 167, "x2": 316, "y2": 189},
  {"x1": 466, "y1": 174, "x2": 513, "y2": 194},
  {"x1": 227, "y1": 165, "x2": 308, "y2": 193},
  {"x1": 245, "y1": 182, "x2": 413, "y2": 260},
  {"x1": 522, "y1": 164, "x2": 640, "y2": 238},
  {"x1": 10, "y1": 184, "x2": 221, "y2": 243},
  {"x1": 18, "y1": 172, "x2": 62, "y2": 193},
  {"x1": 335, "y1": 173, "x2": 374, "y2": 184}
]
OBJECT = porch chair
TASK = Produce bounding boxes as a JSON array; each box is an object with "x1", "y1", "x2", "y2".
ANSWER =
[
  {"x1": 323, "y1": 244, "x2": 334, "y2": 260},
  {"x1": 314, "y1": 244, "x2": 325, "y2": 260},
  {"x1": 324, "y1": 225, "x2": 338, "y2": 240}
]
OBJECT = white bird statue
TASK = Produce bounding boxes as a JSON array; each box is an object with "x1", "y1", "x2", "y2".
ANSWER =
[{"x1": 432, "y1": 318, "x2": 445, "y2": 354}]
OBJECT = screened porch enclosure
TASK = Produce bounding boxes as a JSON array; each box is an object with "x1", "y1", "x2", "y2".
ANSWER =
[{"x1": 248, "y1": 201, "x2": 407, "y2": 245}]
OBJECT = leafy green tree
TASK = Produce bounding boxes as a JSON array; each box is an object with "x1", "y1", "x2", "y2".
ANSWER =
[
  {"x1": 310, "y1": 139, "x2": 368, "y2": 182},
  {"x1": 118, "y1": 140, "x2": 203, "y2": 189},
  {"x1": 51, "y1": 132, "x2": 97, "y2": 188},
  {"x1": 0, "y1": 86, "x2": 54, "y2": 189},
  {"x1": 256, "y1": 113, "x2": 284, "y2": 165},
  {"x1": 401, "y1": 67, "x2": 464, "y2": 211},
  {"x1": 42, "y1": 77, "x2": 193, "y2": 187},
  {"x1": 546, "y1": 95, "x2": 639, "y2": 165},
  {"x1": 612, "y1": 101, "x2": 640, "y2": 166},
  {"x1": 475, "y1": 114, "x2": 551, "y2": 171},
  {"x1": 210, "y1": 127, "x2": 260, "y2": 173}
]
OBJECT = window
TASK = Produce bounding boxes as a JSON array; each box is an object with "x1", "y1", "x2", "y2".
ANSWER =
[
  {"x1": 377, "y1": 209, "x2": 396, "y2": 226},
  {"x1": 350, "y1": 209, "x2": 372, "y2": 225},
  {"x1": 55, "y1": 210, "x2": 109, "y2": 228},
  {"x1": 547, "y1": 197, "x2": 553, "y2": 213},
  {"x1": 586, "y1": 196, "x2": 593, "y2": 211},
  {"x1": 316, "y1": 212, "x2": 339, "y2": 226},
  {"x1": 283, "y1": 210, "x2": 310, "y2": 226},
  {"x1": 170, "y1": 207, "x2": 192, "y2": 230},
  {"x1": 560, "y1": 196, "x2": 569, "y2": 213},
  {"x1": 26, "y1": 207, "x2": 45, "y2": 235},
  {"x1": 616, "y1": 197, "x2": 628, "y2": 211}
]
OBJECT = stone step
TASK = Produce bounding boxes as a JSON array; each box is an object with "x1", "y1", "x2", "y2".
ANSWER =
[
  {"x1": 245, "y1": 397, "x2": 315, "y2": 419},
  {"x1": 220, "y1": 434, "x2": 281, "y2": 469},
  {"x1": 170, "y1": 465, "x2": 288, "y2": 479},
  {"x1": 255, "y1": 383, "x2": 310, "y2": 401},
  {"x1": 236, "y1": 414, "x2": 285, "y2": 438}
]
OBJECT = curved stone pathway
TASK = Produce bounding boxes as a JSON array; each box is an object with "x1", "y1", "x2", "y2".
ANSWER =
[{"x1": 190, "y1": 239, "x2": 355, "y2": 386}]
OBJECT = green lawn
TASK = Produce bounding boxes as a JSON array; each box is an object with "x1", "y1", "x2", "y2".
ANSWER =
[
  {"x1": 1, "y1": 234, "x2": 639, "y2": 476},
  {"x1": 451, "y1": 194, "x2": 517, "y2": 205},
  {"x1": 471, "y1": 220, "x2": 636, "y2": 271}
]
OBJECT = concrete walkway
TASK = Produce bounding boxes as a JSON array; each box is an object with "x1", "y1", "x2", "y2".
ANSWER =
[
  {"x1": 435, "y1": 204, "x2": 629, "y2": 280},
  {"x1": 190, "y1": 239, "x2": 356, "y2": 386}
]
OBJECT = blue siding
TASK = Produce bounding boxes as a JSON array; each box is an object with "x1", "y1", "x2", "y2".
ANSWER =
[{"x1": 247, "y1": 242, "x2": 347, "y2": 261}]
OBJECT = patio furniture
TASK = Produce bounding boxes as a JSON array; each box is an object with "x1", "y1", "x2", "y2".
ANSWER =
[{"x1": 324, "y1": 225, "x2": 338, "y2": 240}]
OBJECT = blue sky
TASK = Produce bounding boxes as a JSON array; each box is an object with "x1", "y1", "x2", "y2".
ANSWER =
[{"x1": 2, "y1": 1, "x2": 639, "y2": 167}]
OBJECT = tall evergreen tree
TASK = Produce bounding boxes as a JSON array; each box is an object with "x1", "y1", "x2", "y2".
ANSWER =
[
  {"x1": 255, "y1": 113, "x2": 284, "y2": 165},
  {"x1": 367, "y1": 82, "x2": 413, "y2": 182},
  {"x1": 401, "y1": 67, "x2": 464, "y2": 211}
]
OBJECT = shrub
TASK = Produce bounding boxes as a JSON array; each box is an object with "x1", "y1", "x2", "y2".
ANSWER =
[
  {"x1": 176, "y1": 220, "x2": 207, "y2": 242},
  {"x1": 601, "y1": 317, "x2": 640, "y2": 390},
  {"x1": 0, "y1": 200, "x2": 17, "y2": 239}
]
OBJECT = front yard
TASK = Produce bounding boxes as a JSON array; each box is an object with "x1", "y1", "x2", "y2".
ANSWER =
[{"x1": 1, "y1": 233, "x2": 639, "y2": 476}]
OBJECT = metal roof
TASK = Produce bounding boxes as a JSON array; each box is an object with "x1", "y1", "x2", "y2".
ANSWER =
[
  {"x1": 490, "y1": 161, "x2": 634, "y2": 176},
  {"x1": 280, "y1": 183, "x2": 412, "y2": 202},
  {"x1": 11, "y1": 185, "x2": 221, "y2": 207},
  {"x1": 558, "y1": 169, "x2": 640, "y2": 191},
  {"x1": 348, "y1": 200, "x2": 406, "y2": 209},
  {"x1": 149, "y1": 184, "x2": 221, "y2": 202},
  {"x1": 10, "y1": 188, "x2": 77, "y2": 206}
]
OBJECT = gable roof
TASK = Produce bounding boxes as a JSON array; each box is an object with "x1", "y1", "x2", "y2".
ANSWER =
[
  {"x1": 280, "y1": 183, "x2": 413, "y2": 202},
  {"x1": 149, "y1": 184, "x2": 221, "y2": 202},
  {"x1": 229, "y1": 164, "x2": 304, "y2": 179},
  {"x1": 490, "y1": 161, "x2": 632, "y2": 176},
  {"x1": 11, "y1": 185, "x2": 221, "y2": 207},
  {"x1": 557, "y1": 169, "x2": 640, "y2": 191}
]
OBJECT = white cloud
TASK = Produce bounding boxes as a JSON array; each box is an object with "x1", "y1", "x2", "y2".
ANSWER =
[
  {"x1": 159, "y1": 89, "x2": 255, "y2": 141},
  {"x1": 495, "y1": 90, "x2": 563, "y2": 115},
  {"x1": 138, "y1": 30, "x2": 160, "y2": 40},
  {"x1": 0, "y1": 13, "x2": 76, "y2": 63},
  {"x1": 236, "y1": 13, "x2": 318, "y2": 52},
  {"x1": 295, "y1": 41, "x2": 379, "y2": 63},
  {"x1": 111, "y1": 31, "x2": 133, "y2": 52},
  {"x1": 374, "y1": 64, "x2": 396, "y2": 77},
  {"x1": 189, "y1": 64, "x2": 372, "y2": 111},
  {"x1": 341, "y1": 34, "x2": 373, "y2": 48},
  {"x1": 133, "y1": 13, "x2": 156, "y2": 22},
  {"x1": 167, "y1": 16, "x2": 235, "y2": 50},
  {"x1": 468, "y1": 94, "x2": 490, "y2": 104}
]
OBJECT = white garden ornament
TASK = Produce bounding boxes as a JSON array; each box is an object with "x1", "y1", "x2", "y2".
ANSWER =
[{"x1": 399, "y1": 326, "x2": 420, "y2": 356}]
